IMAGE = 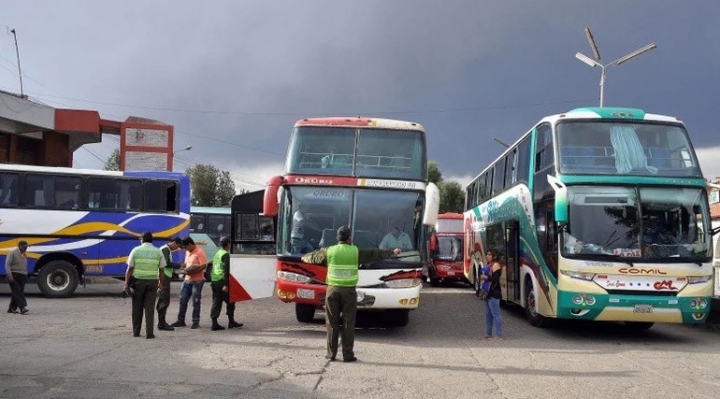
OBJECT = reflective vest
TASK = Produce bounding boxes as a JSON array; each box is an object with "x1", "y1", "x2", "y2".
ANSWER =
[
  {"x1": 131, "y1": 244, "x2": 163, "y2": 280},
  {"x1": 211, "y1": 248, "x2": 228, "y2": 282},
  {"x1": 326, "y1": 243, "x2": 359, "y2": 287},
  {"x1": 160, "y1": 245, "x2": 173, "y2": 278}
]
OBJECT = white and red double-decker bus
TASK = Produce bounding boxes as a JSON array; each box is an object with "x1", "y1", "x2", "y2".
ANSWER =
[
  {"x1": 228, "y1": 117, "x2": 439, "y2": 327},
  {"x1": 427, "y1": 212, "x2": 466, "y2": 286}
]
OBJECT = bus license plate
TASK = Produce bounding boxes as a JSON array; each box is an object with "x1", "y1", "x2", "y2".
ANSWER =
[
  {"x1": 633, "y1": 304, "x2": 653, "y2": 314},
  {"x1": 297, "y1": 289, "x2": 315, "y2": 300}
]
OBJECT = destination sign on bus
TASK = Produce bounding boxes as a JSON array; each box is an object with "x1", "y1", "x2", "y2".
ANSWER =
[{"x1": 358, "y1": 179, "x2": 426, "y2": 190}]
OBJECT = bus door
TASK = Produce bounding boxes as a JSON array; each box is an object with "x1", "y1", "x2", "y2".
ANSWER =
[
  {"x1": 505, "y1": 220, "x2": 521, "y2": 303},
  {"x1": 228, "y1": 210, "x2": 278, "y2": 303}
]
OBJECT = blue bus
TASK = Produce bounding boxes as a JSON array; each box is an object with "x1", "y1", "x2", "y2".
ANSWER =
[{"x1": 0, "y1": 164, "x2": 190, "y2": 297}]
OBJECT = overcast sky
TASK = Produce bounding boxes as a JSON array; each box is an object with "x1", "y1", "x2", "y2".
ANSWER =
[{"x1": 2, "y1": 1, "x2": 719, "y2": 190}]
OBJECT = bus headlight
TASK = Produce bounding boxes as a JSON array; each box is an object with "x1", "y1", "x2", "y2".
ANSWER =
[
  {"x1": 384, "y1": 278, "x2": 422, "y2": 288},
  {"x1": 560, "y1": 271, "x2": 595, "y2": 281},
  {"x1": 277, "y1": 271, "x2": 311, "y2": 283}
]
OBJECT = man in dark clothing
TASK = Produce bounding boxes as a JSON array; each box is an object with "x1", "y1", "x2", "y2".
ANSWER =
[
  {"x1": 124, "y1": 232, "x2": 166, "y2": 339},
  {"x1": 156, "y1": 237, "x2": 183, "y2": 331},
  {"x1": 5, "y1": 240, "x2": 29, "y2": 314},
  {"x1": 209, "y1": 236, "x2": 243, "y2": 331},
  {"x1": 324, "y1": 226, "x2": 360, "y2": 363}
]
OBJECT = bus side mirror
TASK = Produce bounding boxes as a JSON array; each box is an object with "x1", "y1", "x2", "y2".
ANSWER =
[
  {"x1": 547, "y1": 175, "x2": 568, "y2": 224},
  {"x1": 263, "y1": 175, "x2": 283, "y2": 216},
  {"x1": 423, "y1": 182, "x2": 440, "y2": 226}
]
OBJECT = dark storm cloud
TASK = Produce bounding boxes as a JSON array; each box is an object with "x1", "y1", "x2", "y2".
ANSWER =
[{"x1": 2, "y1": 1, "x2": 719, "y2": 181}]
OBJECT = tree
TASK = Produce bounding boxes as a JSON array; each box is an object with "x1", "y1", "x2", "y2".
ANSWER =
[
  {"x1": 427, "y1": 161, "x2": 442, "y2": 185},
  {"x1": 186, "y1": 164, "x2": 236, "y2": 206},
  {"x1": 104, "y1": 149, "x2": 120, "y2": 171},
  {"x1": 427, "y1": 161, "x2": 464, "y2": 214},
  {"x1": 438, "y1": 180, "x2": 465, "y2": 213}
]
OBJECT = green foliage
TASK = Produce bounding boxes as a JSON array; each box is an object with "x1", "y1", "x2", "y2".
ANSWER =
[
  {"x1": 186, "y1": 164, "x2": 236, "y2": 206},
  {"x1": 104, "y1": 149, "x2": 120, "y2": 171},
  {"x1": 428, "y1": 161, "x2": 465, "y2": 213},
  {"x1": 438, "y1": 180, "x2": 465, "y2": 213}
]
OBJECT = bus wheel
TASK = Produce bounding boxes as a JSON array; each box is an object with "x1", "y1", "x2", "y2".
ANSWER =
[
  {"x1": 295, "y1": 303, "x2": 316, "y2": 323},
  {"x1": 525, "y1": 280, "x2": 546, "y2": 328},
  {"x1": 624, "y1": 321, "x2": 654, "y2": 331},
  {"x1": 38, "y1": 261, "x2": 79, "y2": 298},
  {"x1": 473, "y1": 267, "x2": 481, "y2": 296}
]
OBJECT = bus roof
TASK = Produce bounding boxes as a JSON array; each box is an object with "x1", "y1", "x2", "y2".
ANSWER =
[
  {"x1": 0, "y1": 163, "x2": 187, "y2": 179},
  {"x1": 191, "y1": 206, "x2": 231, "y2": 215},
  {"x1": 465, "y1": 106, "x2": 685, "y2": 189},
  {"x1": 294, "y1": 117, "x2": 425, "y2": 131},
  {"x1": 549, "y1": 107, "x2": 680, "y2": 123}
]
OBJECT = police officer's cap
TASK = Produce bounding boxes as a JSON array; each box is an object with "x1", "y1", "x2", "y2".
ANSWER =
[
  {"x1": 141, "y1": 232, "x2": 153, "y2": 242},
  {"x1": 337, "y1": 226, "x2": 351, "y2": 242},
  {"x1": 219, "y1": 236, "x2": 231, "y2": 246}
]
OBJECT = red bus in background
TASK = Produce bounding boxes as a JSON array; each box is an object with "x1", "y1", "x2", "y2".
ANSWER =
[{"x1": 427, "y1": 212, "x2": 467, "y2": 286}]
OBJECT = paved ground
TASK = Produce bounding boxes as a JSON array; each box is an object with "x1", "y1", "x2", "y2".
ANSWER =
[{"x1": 1, "y1": 280, "x2": 719, "y2": 399}]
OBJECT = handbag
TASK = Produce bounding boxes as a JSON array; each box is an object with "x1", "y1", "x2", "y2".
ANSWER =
[{"x1": 478, "y1": 289, "x2": 489, "y2": 300}]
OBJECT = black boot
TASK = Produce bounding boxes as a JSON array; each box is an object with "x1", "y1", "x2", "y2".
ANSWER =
[
  {"x1": 228, "y1": 315, "x2": 243, "y2": 329},
  {"x1": 211, "y1": 318, "x2": 225, "y2": 331},
  {"x1": 158, "y1": 316, "x2": 174, "y2": 331}
]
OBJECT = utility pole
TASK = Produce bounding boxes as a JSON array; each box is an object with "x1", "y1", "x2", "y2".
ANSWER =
[{"x1": 10, "y1": 28, "x2": 24, "y2": 97}]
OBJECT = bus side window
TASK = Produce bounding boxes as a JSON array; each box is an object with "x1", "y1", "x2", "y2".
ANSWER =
[
  {"x1": 0, "y1": 172, "x2": 19, "y2": 206},
  {"x1": 145, "y1": 180, "x2": 178, "y2": 213}
]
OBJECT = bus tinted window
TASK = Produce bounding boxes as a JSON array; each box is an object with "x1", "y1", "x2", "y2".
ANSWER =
[
  {"x1": 493, "y1": 157, "x2": 506, "y2": 195},
  {"x1": 87, "y1": 178, "x2": 142, "y2": 211},
  {"x1": 208, "y1": 214, "x2": 231, "y2": 237},
  {"x1": 190, "y1": 214, "x2": 206, "y2": 233},
  {"x1": 535, "y1": 124, "x2": 554, "y2": 172},
  {"x1": 24, "y1": 175, "x2": 54, "y2": 207},
  {"x1": 55, "y1": 176, "x2": 82, "y2": 209},
  {"x1": 285, "y1": 127, "x2": 355, "y2": 175},
  {"x1": 0, "y1": 172, "x2": 19, "y2": 207},
  {"x1": 145, "y1": 180, "x2": 178, "y2": 213},
  {"x1": 516, "y1": 136, "x2": 531, "y2": 184},
  {"x1": 356, "y1": 129, "x2": 426, "y2": 180},
  {"x1": 557, "y1": 121, "x2": 702, "y2": 177}
]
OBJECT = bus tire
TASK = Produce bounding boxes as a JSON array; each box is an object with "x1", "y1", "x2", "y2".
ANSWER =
[
  {"x1": 524, "y1": 279, "x2": 546, "y2": 328},
  {"x1": 295, "y1": 303, "x2": 316, "y2": 323},
  {"x1": 624, "y1": 321, "x2": 654, "y2": 331},
  {"x1": 38, "y1": 261, "x2": 79, "y2": 298}
]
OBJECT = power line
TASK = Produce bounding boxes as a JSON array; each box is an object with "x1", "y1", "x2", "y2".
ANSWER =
[{"x1": 20, "y1": 88, "x2": 597, "y2": 117}]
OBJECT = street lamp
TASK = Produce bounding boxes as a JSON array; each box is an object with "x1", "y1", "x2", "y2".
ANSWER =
[
  {"x1": 173, "y1": 145, "x2": 192, "y2": 156},
  {"x1": 575, "y1": 27, "x2": 657, "y2": 107},
  {"x1": 493, "y1": 137, "x2": 510, "y2": 148}
]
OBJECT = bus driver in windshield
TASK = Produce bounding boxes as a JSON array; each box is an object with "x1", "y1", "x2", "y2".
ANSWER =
[{"x1": 379, "y1": 226, "x2": 412, "y2": 252}]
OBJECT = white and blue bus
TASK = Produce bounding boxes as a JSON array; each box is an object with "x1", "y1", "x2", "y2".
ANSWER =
[
  {"x1": 463, "y1": 107, "x2": 715, "y2": 330},
  {"x1": 0, "y1": 164, "x2": 190, "y2": 297}
]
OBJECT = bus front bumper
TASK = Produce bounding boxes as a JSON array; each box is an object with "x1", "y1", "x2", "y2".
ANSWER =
[
  {"x1": 276, "y1": 280, "x2": 421, "y2": 310},
  {"x1": 557, "y1": 291, "x2": 711, "y2": 324}
]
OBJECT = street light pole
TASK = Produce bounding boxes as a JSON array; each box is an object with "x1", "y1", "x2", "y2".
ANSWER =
[
  {"x1": 574, "y1": 27, "x2": 657, "y2": 107},
  {"x1": 173, "y1": 145, "x2": 192, "y2": 156},
  {"x1": 10, "y1": 28, "x2": 23, "y2": 97}
]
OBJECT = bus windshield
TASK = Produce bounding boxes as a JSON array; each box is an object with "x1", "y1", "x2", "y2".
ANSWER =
[
  {"x1": 279, "y1": 186, "x2": 423, "y2": 261},
  {"x1": 435, "y1": 236, "x2": 463, "y2": 262},
  {"x1": 557, "y1": 121, "x2": 702, "y2": 177},
  {"x1": 285, "y1": 126, "x2": 426, "y2": 180},
  {"x1": 562, "y1": 186, "x2": 711, "y2": 262}
]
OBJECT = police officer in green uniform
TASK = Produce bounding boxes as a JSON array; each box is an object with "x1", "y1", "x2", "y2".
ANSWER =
[
  {"x1": 124, "y1": 232, "x2": 166, "y2": 339},
  {"x1": 325, "y1": 226, "x2": 359, "y2": 363},
  {"x1": 209, "y1": 236, "x2": 243, "y2": 331},
  {"x1": 156, "y1": 237, "x2": 182, "y2": 331}
]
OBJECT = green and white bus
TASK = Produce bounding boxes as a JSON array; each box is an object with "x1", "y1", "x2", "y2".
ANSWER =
[
  {"x1": 463, "y1": 107, "x2": 715, "y2": 330},
  {"x1": 189, "y1": 206, "x2": 231, "y2": 260}
]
